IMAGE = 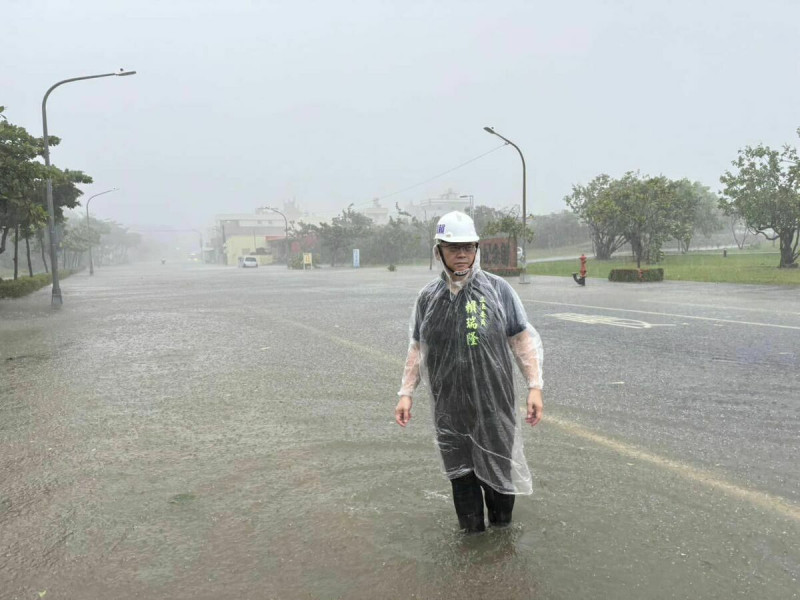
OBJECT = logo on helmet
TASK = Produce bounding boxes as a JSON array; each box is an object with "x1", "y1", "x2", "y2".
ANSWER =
[{"x1": 437, "y1": 224, "x2": 446, "y2": 234}]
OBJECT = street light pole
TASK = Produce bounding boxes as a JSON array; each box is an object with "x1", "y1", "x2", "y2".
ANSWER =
[
  {"x1": 483, "y1": 126, "x2": 530, "y2": 284},
  {"x1": 263, "y1": 207, "x2": 290, "y2": 269},
  {"x1": 85, "y1": 188, "x2": 118, "y2": 275},
  {"x1": 42, "y1": 69, "x2": 136, "y2": 305},
  {"x1": 423, "y1": 207, "x2": 437, "y2": 271}
]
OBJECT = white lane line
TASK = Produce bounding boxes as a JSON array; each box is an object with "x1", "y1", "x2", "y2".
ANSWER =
[
  {"x1": 639, "y1": 300, "x2": 800, "y2": 317},
  {"x1": 546, "y1": 415, "x2": 800, "y2": 523},
  {"x1": 528, "y1": 300, "x2": 800, "y2": 331},
  {"x1": 289, "y1": 318, "x2": 800, "y2": 523}
]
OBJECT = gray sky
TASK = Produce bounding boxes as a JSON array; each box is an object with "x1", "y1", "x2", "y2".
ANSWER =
[{"x1": 4, "y1": 0, "x2": 800, "y2": 230}]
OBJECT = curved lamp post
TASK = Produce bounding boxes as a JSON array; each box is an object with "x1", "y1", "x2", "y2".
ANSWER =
[
  {"x1": 483, "y1": 126, "x2": 530, "y2": 284},
  {"x1": 42, "y1": 69, "x2": 136, "y2": 305},
  {"x1": 85, "y1": 188, "x2": 118, "y2": 275},
  {"x1": 263, "y1": 206, "x2": 290, "y2": 269}
]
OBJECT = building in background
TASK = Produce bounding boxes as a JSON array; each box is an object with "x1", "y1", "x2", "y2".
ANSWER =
[
  {"x1": 212, "y1": 202, "x2": 329, "y2": 265},
  {"x1": 213, "y1": 211, "x2": 285, "y2": 265},
  {"x1": 400, "y1": 189, "x2": 471, "y2": 221},
  {"x1": 354, "y1": 198, "x2": 390, "y2": 225}
]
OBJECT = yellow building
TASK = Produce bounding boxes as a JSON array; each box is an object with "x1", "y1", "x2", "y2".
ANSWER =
[
  {"x1": 215, "y1": 212, "x2": 285, "y2": 265},
  {"x1": 223, "y1": 235, "x2": 276, "y2": 265},
  {"x1": 213, "y1": 206, "x2": 330, "y2": 266}
]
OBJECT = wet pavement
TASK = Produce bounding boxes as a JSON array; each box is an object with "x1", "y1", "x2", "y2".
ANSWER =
[{"x1": 1, "y1": 263, "x2": 799, "y2": 599}]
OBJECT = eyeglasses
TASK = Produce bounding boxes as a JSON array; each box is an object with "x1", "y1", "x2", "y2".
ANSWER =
[{"x1": 439, "y1": 242, "x2": 478, "y2": 254}]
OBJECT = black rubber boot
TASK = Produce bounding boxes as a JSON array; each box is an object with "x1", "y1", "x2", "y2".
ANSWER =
[
  {"x1": 480, "y1": 481, "x2": 515, "y2": 527},
  {"x1": 450, "y1": 473, "x2": 486, "y2": 533}
]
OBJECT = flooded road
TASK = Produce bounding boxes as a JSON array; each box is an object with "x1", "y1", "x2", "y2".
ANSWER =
[{"x1": 2, "y1": 263, "x2": 799, "y2": 599}]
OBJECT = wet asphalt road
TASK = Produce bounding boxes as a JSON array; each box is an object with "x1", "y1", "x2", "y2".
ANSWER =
[{"x1": 1, "y1": 263, "x2": 798, "y2": 599}]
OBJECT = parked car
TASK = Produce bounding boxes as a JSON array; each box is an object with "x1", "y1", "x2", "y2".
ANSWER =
[{"x1": 240, "y1": 256, "x2": 259, "y2": 268}]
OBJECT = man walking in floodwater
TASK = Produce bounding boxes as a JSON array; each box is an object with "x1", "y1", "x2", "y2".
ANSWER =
[{"x1": 395, "y1": 211, "x2": 544, "y2": 533}]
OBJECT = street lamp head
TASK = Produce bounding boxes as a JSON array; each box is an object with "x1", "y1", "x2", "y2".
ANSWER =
[
  {"x1": 483, "y1": 126, "x2": 495, "y2": 134},
  {"x1": 115, "y1": 69, "x2": 137, "y2": 77}
]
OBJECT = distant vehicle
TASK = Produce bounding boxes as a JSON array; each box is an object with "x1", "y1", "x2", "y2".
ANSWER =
[{"x1": 240, "y1": 256, "x2": 259, "y2": 268}]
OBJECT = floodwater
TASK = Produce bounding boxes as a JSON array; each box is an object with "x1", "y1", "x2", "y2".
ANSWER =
[{"x1": 1, "y1": 263, "x2": 798, "y2": 599}]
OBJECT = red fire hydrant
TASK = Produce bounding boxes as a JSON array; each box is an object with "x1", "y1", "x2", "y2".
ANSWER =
[{"x1": 573, "y1": 254, "x2": 587, "y2": 286}]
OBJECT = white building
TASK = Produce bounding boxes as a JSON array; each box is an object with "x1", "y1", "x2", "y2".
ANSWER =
[{"x1": 401, "y1": 189, "x2": 471, "y2": 221}]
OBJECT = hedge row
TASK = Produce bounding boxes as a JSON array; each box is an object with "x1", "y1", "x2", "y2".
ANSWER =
[
  {"x1": 608, "y1": 268, "x2": 664, "y2": 282},
  {"x1": 0, "y1": 271, "x2": 74, "y2": 299}
]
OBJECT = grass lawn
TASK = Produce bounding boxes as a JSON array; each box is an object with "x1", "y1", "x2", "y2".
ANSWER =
[{"x1": 527, "y1": 250, "x2": 800, "y2": 286}]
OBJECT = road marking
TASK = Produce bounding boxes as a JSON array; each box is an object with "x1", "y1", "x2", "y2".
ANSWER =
[
  {"x1": 639, "y1": 299, "x2": 800, "y2": 317},
  {"x1": 528, "y1": 300, "x2": 800, "y2": 331},
  {"x1": 546, "y1": 415, "x2": 800, "y2": 523},
  {"x1": 288, "y1": 318, "x2": 800, "y2": 523},
  {"x1": 547, "y1": 312, "x2": 675, "y2": 329}
]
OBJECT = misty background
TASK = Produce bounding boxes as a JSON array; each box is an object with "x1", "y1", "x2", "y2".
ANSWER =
[{"x1": 3, "y1": 0, "x2": 800, "y2": 232}]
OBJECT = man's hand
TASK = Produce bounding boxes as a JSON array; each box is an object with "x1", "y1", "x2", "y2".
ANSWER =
[
  {"x1": 525, "y1": 389, "x2": 543, "y2": 427},
  {"x1": 395, "y1": 395, "x2": 413, "y2": 427}
]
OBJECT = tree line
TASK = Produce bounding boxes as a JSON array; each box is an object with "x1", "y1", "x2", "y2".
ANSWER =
[
  {"x1": 0, "y1": 106, "x2": 90, "y2": 279},
  {"x1": 565, "y1": 128, "x2": 800, "y2": 269},
  {"x1": 276, "y1": 203, "x2": 584, "y2": 269},
  {"x1": 280, "y1": 203, "x2": 564, "y2": 268},
  {"x1": 564, "y1": 174, "x2": 722, "y2": 267}
]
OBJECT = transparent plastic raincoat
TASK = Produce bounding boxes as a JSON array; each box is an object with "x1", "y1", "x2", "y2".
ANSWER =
[{"x1": 398, "y1": 248, "x2": 544, "y2": 495}]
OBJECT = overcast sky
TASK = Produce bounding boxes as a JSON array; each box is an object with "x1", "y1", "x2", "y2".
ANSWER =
[{"x1": 4, "y1": 0, "x2": 800, "y2": 231}]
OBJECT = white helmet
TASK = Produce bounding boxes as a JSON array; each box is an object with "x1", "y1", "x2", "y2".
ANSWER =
[{"x1": 434, "y1": 211, "x2": 479, "y2": 243}]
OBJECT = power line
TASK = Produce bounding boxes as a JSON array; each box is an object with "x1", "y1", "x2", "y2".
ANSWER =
[{"x1": 362, "y1": 143, "x2": 509, "y2": 205}]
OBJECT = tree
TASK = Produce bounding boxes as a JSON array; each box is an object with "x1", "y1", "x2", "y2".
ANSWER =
[
  {"x1": 530, "y1": 210, "x2": 589, "y2": 249},
  {"x1": 396, "y1": 202, "x2": 438, "y2": 269},
  {"x1": 564, "y1": 174, "x2": 627, "y2": 259},
  {"x1": 471, "y1": 205, "x2": 503, "y2": 237},
  {"x1": 314, "y1": 204, "x2": 373, "y2": 266},
  {"x1": 59, "y1": 212, "x2": 110, "y2": 269},
  {"x1": 719, "y1": 139, "x2": 800, "y2": 268},
  {"x1": 610, "y1": 173, "x2": 687, "y2": 268},
  {"x1": 671, "y1": 179, "x2": 724, "y2": 253},
  {"x1": 481, "y1": 205, "x2": 534, "y2": 245},
  {"x1": 1, "y1": 108, "x2": 91, "y2": 276},
  {"x1": 374, "y1": 216, "x2": 412, "y2": 266},
  {"x1": 97, "y1": 220, "x2": 138, "y2": 265},
  {"x1": 728, "y1": 214, "x2": 753, "y2": 250},
  {"x1": 0, "y1": 109, "x2": 47, "y2": 260}
]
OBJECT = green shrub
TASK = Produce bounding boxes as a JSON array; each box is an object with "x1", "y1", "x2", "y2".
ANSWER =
[
  {"x1": 0, "y1": 271, "x2": 74, "y2": 299},
  {"x1": 608, "y1": 268, "x2": 664, "y2": 282},
  {"x1": 387, "y1": 264, "x2": 396, "y2": 272}
]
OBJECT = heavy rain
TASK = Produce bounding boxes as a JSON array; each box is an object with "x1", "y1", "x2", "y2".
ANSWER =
[{"x1": 2, "y1": 2, "x2": 800, "y2": 599}]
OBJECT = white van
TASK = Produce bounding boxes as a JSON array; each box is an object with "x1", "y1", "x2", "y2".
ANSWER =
[{"x1": 240, "y1": 256, "x2": 259, "y2": 268}]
